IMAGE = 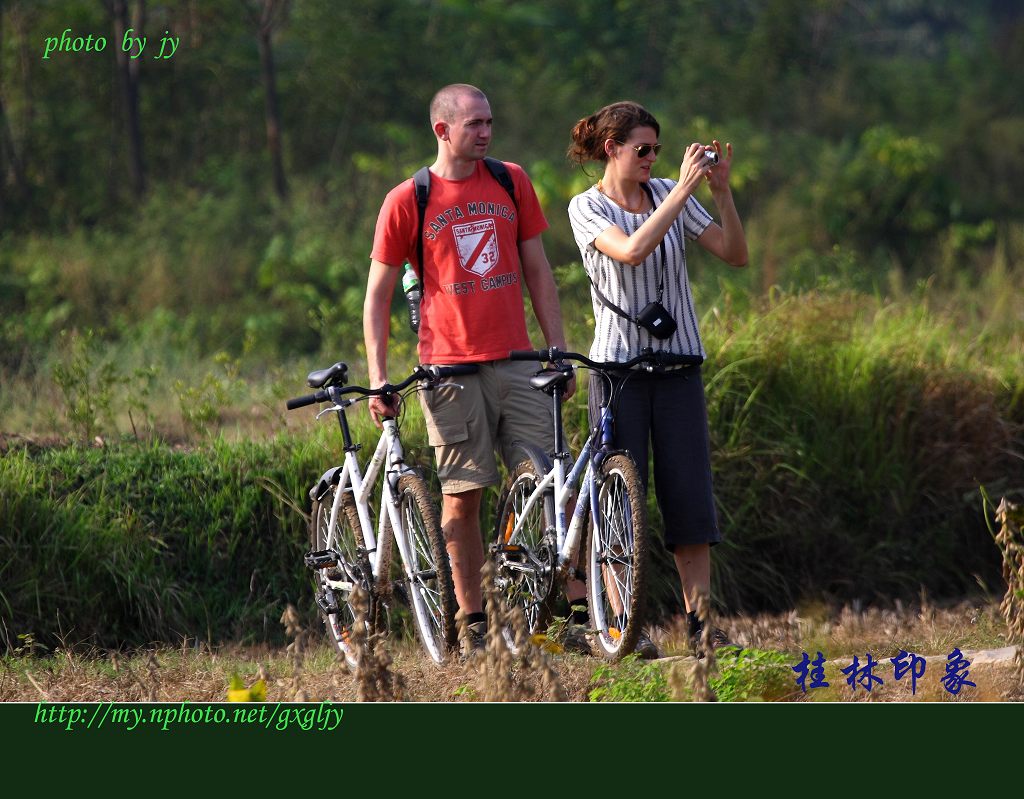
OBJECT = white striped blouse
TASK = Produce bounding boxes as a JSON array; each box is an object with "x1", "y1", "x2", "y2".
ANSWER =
[{"x1": 567, "y1": 178, "x2": 713, "y2": 363}]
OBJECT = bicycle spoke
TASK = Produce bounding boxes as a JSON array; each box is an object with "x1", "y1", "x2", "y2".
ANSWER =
[
  {"x1": 492, "y1": 460, "x2": 555, "y2": 649},
  {"x1": 588, "y1": 454, "x2": 648, "y2": 660},
  {"x1": 388, "y1": 474, "x2": 456, "y2": 664},
  {"x1": 408, "y1": 512, "x2": 443, "y2": 630},
  {"x1": 309, "y1": 486, "x2": 372, "y2": 668}
]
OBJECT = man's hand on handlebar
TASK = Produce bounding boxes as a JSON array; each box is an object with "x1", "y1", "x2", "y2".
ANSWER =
[
  {"x1": 563, "y1": 370, "x2": 577, "y2": 400},
  {"x1": 368, "y1": 393, "x2": 399, "y2": 429},
  {"x1": 545, "y1": 347, "x2": 576, "y2": 400}
]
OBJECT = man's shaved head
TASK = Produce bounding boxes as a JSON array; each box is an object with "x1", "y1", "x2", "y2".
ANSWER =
[{"x1": 430, "y1": 84, "x2": 488, "y2": 126}]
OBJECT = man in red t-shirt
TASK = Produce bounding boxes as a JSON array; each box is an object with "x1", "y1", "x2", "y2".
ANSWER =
[{"x1": 364, "y1": 84, "x2": 578, "y2": 652}]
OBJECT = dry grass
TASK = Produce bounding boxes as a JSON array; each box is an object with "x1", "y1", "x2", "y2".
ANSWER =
[
  {"x1": 2, "y1": 598, "x2": 1019, "y2": 703},
  {"x1": 455, "y1": 560, "x2": 568, "y2": 702},
  {"x1": 689, "y1": 593, "x2": 717, "y2": 702},
  {"x1": 993, "y1": 497, "x2": 1024, "y2": 687}
]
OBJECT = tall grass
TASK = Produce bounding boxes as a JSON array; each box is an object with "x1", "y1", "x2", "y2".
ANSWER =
[
  {"x1": 555, "y1": 278, "x2": 1022, "y2": 619},
  {"x1": 695, "y1": 289, "x2": 1021, "y2": 613},
  {"x1": 1, "y1": 285, "x2": 1021, "y2": 648},
  {"x1": 0, "y1": 435, "x2": 327, "y2": 650}
]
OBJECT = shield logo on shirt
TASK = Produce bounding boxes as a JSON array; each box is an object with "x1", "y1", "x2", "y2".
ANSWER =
[{"x1": 453, "y1": 219, "x2": 499, "y2": 276}]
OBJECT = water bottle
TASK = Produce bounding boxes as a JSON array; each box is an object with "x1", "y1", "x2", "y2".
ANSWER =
[{"x1": 402, "y1": 263, "x2": 422, "y2": 333}]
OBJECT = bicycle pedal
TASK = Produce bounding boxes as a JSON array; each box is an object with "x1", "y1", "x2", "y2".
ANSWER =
[
  {"x1": 305, "y1": 549, "x2": 340, "y2": 570},
  {"x1": 315, "y1": 589, "x2": 340, "y2": 616}
]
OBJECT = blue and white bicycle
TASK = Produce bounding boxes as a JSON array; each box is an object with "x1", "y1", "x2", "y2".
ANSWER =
[{"x1": 491, "y1": 347, "x2": 702, "y2": 660}]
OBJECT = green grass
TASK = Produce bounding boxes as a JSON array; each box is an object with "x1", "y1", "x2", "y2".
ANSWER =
[
  {"x1": 0, "y1": 436, "x2": 321, "y2": 650},
  {"x1": 589, "y1": 654, "x2": 671, "y2": 702},
  {"x1": 708, "y1": 647, "x2": 797, "y2": 702},
  {"x1": 1, "y1": 283, "x2": 1021, "y2": 650},
  {"x1": 588, "y1": 648, "x2": 799, "y2": 702},
  {"x1": 637, "y1": 287, "x2": 1022, "y2": 618}
]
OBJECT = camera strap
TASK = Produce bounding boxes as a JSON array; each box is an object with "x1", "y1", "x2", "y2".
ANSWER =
[{"x1": 587, "y1": 182, "x2": 668, "y2": 325}]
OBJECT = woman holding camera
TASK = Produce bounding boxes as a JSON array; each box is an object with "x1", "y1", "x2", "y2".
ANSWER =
[{"x1": 567, "y1": 101, "x2": 748, "y2": 656}]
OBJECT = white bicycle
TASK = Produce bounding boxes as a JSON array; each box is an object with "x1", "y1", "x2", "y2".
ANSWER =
[{"x1": 286, "y1": 362, "x2": 476, "y2": 666}]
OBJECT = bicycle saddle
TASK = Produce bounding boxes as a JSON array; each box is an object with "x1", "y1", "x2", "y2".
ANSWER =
[
  {"x1": 307, "y1": 362, "x2": 348, "y2": 388},
  {"x1": 529, "y1": 368, "x2": 572, "y2": 395}
]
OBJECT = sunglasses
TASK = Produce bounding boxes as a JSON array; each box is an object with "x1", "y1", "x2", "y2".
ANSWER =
[{"x1": 619, "y1": 142, "x2": 661, "y2": 158}]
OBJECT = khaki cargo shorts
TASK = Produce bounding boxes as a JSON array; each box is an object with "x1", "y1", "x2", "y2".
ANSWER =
[{"x1": 419, "y1": 359, "x2": 554, "y2": 494}]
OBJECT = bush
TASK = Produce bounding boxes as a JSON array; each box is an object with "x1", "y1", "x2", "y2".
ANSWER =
[
  {"x1": 0, "y1": 436, "x2": 324, "y2": 651},
  {"x1": 2, "y1": 286, "x2": 1021, "y2": 646}
]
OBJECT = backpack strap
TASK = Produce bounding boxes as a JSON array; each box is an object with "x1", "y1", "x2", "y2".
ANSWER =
[
  {"x1": 412, "y1": 158, "x2": 519, "y2": 275},
  {"x1": 413, "y1": 166, "x2": 431, "y2": 276},
  {"x1": 482, "y1": 157, "x2": 517, "y2": 207}
]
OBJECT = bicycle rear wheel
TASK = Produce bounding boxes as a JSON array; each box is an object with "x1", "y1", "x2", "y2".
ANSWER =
[
  {"x1": 587, "y1": 453, "x2": 648, "y2": 661},
  {"x1": 309, "y1": 485, "x2": 377, "y2": 669},
  {"x1": 385, "y1": 474, "x2": 457, "y2": 664},
  {"x1": 492, "y1": 460, "x2": 556, "y2": 647}
]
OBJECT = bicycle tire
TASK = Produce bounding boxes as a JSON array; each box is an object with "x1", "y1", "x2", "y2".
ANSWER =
[
  {"x1": 492, "y1": 460, "x2": 556, "y2": 646},
  {"x1": 384, "y1": 474, "x2": 457, "y2": 664},
  {"x1": 587, "y1": 453, "x2": 649, "y2": 661},
  {"x1": 309, "y1": 485, "x2": 377, "y2": 669}
]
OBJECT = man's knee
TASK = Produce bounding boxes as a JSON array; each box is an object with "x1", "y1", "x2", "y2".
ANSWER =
[{"x1": 442, "y1": 488, "x2": 483, "y2": 523}]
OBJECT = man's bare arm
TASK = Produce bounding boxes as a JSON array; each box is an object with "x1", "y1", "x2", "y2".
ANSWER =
[
  {"x1": 519, "y1": 235, "x2": 576, "y2": 398},
  {"x1": 363, "y1": 258, "x2": 401, "y2": 424}
]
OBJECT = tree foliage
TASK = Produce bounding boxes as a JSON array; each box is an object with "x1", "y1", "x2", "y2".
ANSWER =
[{"x1": 0, "y1": 0, "x2": 1021, "y2": 360}]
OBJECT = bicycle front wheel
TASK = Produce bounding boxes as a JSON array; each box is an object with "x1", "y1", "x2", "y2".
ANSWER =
[
  {"x1": 587, "y1": 453, "x2": 649, "y2": 661},
  {"x1": 310, "y1": 485, "x2": 375, "y2": 669},
  {"x1": 386, "y1": 474, "x2": 457, "y2": 664},
  {"x1": 492, "y1": 460, "x2": 556, "y2": 646}
]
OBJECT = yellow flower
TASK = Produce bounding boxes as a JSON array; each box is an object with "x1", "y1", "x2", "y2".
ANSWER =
[
  {"x1": 227, "y1": 673, "x2": 267, "y2": 702},
  {"x1": 529, "y1": 633, "x2": 563, "y2": 654}
]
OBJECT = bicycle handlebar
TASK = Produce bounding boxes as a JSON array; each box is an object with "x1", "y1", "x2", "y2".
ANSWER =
[
  {"x1": 420, "y1": 363, "x2": 479, "y2": 380},
  {"x1": 285, "y1": 363, "x2": 479, "y2": 411},
  {"x1": 509, "y1": 347, "x2": 703, "y2": 371},
  {"x1": 286, "y1": 390, "x2": 329, "y2": 410}
]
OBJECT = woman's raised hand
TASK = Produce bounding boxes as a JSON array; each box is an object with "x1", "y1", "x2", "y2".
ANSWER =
[
  {"x1": 679, "y1": 141, "x2": 714, "y2": 190},
  {"x1": 680, "y1": 140, "x2": 734, "y2": 193},
  {"x1": 705, "y1": 140, "x2": 734, "y2": 193}
]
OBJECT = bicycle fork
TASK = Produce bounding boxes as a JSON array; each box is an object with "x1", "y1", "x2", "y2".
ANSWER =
[
  {"x1": 305, "y1": 416, "x2": 396, "y2": 614},
  {"x1": 378, "y1": 420, "x2": 434, "y2": 608}
]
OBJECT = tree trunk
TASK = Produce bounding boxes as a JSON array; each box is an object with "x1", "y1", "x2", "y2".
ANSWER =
[
  {"x1": 111, "y1": 0, "x2": 146, "y2": 197},
  {"x1": 0, "y1": 2, "x2": 28, "y2": 223},
  {"x1": 256, "y1": 0, "x2": 288, "y2": 200}
]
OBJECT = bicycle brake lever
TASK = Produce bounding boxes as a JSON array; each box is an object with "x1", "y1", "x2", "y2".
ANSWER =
[{"x1": 315, "y1": 404, "x2": 344, "y2": 420}]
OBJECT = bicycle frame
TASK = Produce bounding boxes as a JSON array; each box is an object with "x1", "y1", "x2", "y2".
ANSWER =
[
  {"x1": 502, "y1": 385, "x2": 617, "y2": 581},
  {"x1": 320, "y1": 404, "x2": 416, "y2": 584},
  {"x1": 501, "y1": 348, "x2": 701, "y2": 559},
  {"x1": 291, "y1": 361, "x2": 472, "y2": 665}
]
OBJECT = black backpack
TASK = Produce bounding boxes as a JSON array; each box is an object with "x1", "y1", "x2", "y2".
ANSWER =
[{"x1": 412, "y1": 156, "x2": 518, "y2": 275}]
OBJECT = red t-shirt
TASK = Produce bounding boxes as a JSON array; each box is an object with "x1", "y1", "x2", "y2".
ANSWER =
[{"x1": 370, "y1": 160, "x2": 549, "y2": 363}]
